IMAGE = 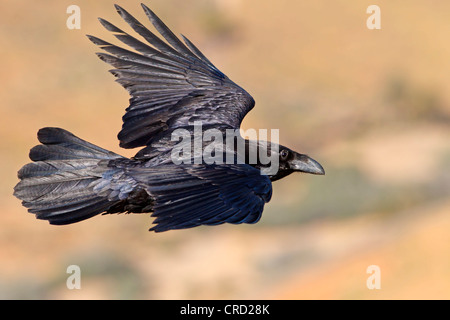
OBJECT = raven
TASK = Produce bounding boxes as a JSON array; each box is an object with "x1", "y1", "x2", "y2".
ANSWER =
[{"x1": 13, "y1": 4, "x2": 325, "y2": 232}]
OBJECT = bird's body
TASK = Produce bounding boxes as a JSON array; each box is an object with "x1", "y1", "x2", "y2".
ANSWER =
[{"x1": 13, "y1": 4, "x2": 324, "y2": 232}]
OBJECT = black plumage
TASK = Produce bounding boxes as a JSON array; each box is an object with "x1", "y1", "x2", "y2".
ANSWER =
[{"x1": 13, "y1": 4, "x2": 324, "y2": 232}]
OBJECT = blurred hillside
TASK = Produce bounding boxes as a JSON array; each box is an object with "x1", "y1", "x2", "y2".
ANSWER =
[{"x1": 0, "y1": 0, "x2": 449, "y2": 299}]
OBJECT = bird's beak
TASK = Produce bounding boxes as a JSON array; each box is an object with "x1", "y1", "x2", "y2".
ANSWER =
[{"x1": 289, "y1": 154, "x2": 325, "y2": 175}]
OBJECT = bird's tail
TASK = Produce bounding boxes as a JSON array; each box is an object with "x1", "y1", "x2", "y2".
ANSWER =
[{"x1": 13, "y1": 127, "x2": 124, "y2": 225}]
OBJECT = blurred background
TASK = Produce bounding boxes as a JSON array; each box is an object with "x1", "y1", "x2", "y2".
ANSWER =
[{"x1": 1, "y1": 0, "x2": 450, "y2": 299}]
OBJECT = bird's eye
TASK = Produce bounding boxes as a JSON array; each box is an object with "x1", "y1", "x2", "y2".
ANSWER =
[{"x1": 280, "y1": 149, "x2": 289, "y2": 160}]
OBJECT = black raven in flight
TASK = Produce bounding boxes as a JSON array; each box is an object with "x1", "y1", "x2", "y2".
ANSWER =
[{"x1": 13, "y1": 4, "x2": 324, "y2": 232}]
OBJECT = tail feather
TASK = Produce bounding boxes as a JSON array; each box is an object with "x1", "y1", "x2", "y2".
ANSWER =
[
  {"x1": 29, "y1": 127, "x2": 123, "y2": 161},
  {"x1": 17, "y1": 159, "x2": 101, "y2": 179},
  {"x1": 24, "y1": 192, "x2": 101, "y2": 212},
  {"x1": 14, "y1": 127, "x2": 125, "y2": 225},
  {"x1": 35, "y1": 198, "x2": 113, "y2": 225}
]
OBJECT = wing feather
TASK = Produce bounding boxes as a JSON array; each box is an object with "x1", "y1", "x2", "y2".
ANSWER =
[
  {"x1": 127, "y1": 162, "x2": 272, "y2": 232},
  {"x1": 90, "y1": 4, "x2": 255, "y2": 150}
]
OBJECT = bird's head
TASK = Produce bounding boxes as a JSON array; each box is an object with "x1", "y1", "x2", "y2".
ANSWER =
[{"x1": 264, "y1": 146, "x2": 325, "y2": 181}]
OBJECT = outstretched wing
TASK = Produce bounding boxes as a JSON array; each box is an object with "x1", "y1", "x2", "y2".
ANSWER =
[
  {"x1": 89, "y1": 4, "x2": 255, "y2": 150},
  {"x1": 127, "y1": 162, "x2": 272, "y2": 232}
]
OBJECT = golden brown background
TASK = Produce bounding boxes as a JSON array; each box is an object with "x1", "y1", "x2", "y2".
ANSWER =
[{"x1": 1, "y1": 0, "x2": 450, "y2": 299}]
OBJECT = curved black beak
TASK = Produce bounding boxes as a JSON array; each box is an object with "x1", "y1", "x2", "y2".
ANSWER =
[{"x1": 289, "y1": 154, "x2": 325, "y2": 175}]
